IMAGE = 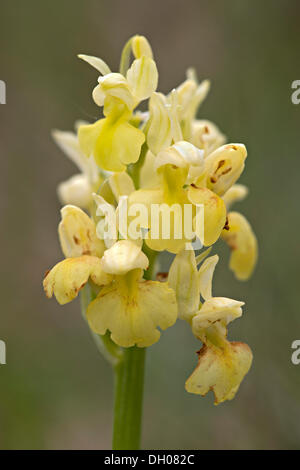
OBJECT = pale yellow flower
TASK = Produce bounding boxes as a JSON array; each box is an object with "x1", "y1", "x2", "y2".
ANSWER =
[
  {"x1": 185, "y1": 341, "x2": 252, "y2": 404},
  {"x1": 43, "y1": 206, "x2": 107, "y2": 305},
  {"x1": 87, "y1": 241, "x2": 178, "y2": 347},
  {"x1": 169, "y1": 247, "x2": 252, "y2": 403},
  {"x1": 78, "y1": 36, "x2": 158, "y2": 172},
  {"x1": 129, "y1": 141, "x2": 226, "y2": 252}
]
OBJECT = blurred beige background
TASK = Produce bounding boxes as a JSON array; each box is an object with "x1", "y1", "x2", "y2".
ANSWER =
[{"x1": 1, "y1": 0, "x2": 300, "y2": 449}]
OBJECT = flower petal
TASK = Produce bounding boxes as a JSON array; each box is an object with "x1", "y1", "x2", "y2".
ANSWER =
[
  {"x1": 168, "y1": 89, "x2": 183, "y2": 142},
  {"x1": 87, "y1": 278, "x2": 177, "y2": 347},
  {"x1": 191, "y1": 120, "x2": 226, "y2": 157},
  {"x1": 57, "y1": 174, "x2": 92, "y2": 210},
  {"x1": 109, "y1": 171, "x2": 135, "y2": 200},
  {"x1": 185, "y1": 341, "x2": 252, "y2": 404},
  {"x1": 128, "y1": 187, "x2": 165, "y2": 228},
  {"x1": 52, "y1": 129, "x2": 89, "y2": 175},
  {"x1": 43, "y1": 256, "x2": 112, "y2": 305},
  {"x1": 183, "y1": 79, "x2": 210, "y2": 129},
  {"x1": 222, "y1": 184, "x2": 249, "y2": 209},
  {"x1": 147, "y1": 92, "x2": 172, "y2": 155},
  {"x1": 127, "y1": 56, "x2": 158, "y2": 102},
  {"x1": 132, "y1": 35, "x2": 153, "y2": 59},
  {"x1": 222, "y1": 211, "x2": 258, "y2": 280},
  {"x1": 176, "y1": 79, "x2": 197, "y2": 119},
  {"x1": 187, "y1": 186, "x2": 227, "y2": 246},
  {"x1": 192, "y1": 297, "x2": 244, "y2": 334},
  {"x1": 94, "y1": 73, "x2": 135, "y2": 109},
  {"x1": 155, "y1": 141, "x2": 204, "y2": 173},
  {"x1": 78, "y1": 119, "x2": 103, "y2": 159},
  {"x1": 80, "y1": 117, "x2": 145, "y2": 172},
  {"x1": 92, "y1": 193, "x2": 117, "y2": 248},
  {"x1": 78, "y1": 54, "x2": 111, "y2": 75},
  {"x1": 145, "y1": 197, "x2": 192, "y2": 254},
  {"x1": 58, "y1": 205, "x2": 105, "y2": 258},
  {"x1": 198, "y1": 254, "x2": 219, "y2": 300},
  {"x1": 204, "y1": 144, "x2": 247, "y2": 196},
  {"x1": 97, "y1": 118, "x2": 145, "y2": 170},
  {"x1": 168, "y1": 247, "x2": 200, "y2": 322},
  {"x1": 140, "y1": 151, "x2": 160, "y2": 189}
]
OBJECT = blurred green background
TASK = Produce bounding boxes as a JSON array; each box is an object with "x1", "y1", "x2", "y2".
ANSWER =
[{"x1": 1, "y1": 0, "x2": 300, "y2": 449}]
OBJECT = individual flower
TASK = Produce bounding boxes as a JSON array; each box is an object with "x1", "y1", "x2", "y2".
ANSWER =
[
  {"x1": 43, "y1": 205, "x2": 108, "y2": 304},
  {"x1": 144, "y1": 72, "x2": 213, "y2": 172},
  {"x1": 78, "y1": 35, "x2": 158, "y2": 171},
  {"x1": 52, "y1": 122, "x2": 101, "y2": 209},
  {"x1": 129, "y1": 140, "x2": 227, "y2": 252},
  {"x1": 87, "y1": 240, "x2": 178, "y2": 347},
  {"x1": 169, "y1": 247, "x2": 252, "y2": 404}
]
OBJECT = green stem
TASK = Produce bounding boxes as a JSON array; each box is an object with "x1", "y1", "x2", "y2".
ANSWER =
[{"x1": 113, "y1": 347, "x2": 146, "y2": 450}]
